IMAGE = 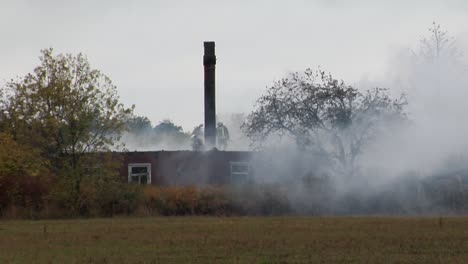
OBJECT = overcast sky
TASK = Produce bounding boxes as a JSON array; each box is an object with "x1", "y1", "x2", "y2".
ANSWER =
[{"x1": 1, "y1": 0, "x2": 467, "y2": 130}]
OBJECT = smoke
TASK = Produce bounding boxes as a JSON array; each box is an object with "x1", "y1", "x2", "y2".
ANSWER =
[
  {"x1": 217, "y1": 113, "x2": 252, "y2": 150},
  {"x1": 120, "y1": 131, "x2": 192, "y2": 151},
  {"x1": 119, "y1": 113, "x2": 254, "y2": 152},
  {"x1": 241, "y1": 24, "x2": 468, "y2": 215},
  {"x1": 360, "y1": 27, "x2": 468, "y2": 181},
  {"x1": 117, "y1": 24, "x2": 468, "y2": 215},
  {"x1": 119, "y1": 119, "x2": 192, "y2": 151}
]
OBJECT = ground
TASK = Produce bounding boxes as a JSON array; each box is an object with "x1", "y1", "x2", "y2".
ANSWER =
[{"x1": 1, "y1": 216, "x2": 468, "y2": 263}]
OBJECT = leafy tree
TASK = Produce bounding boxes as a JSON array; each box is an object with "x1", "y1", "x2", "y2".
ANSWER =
[
  {"x1": 121, "y1": 118, "x2": 191, "y2": 150},
  {"x1": 0, "y1": 133, "x2": 48, "y2": 177},
  {"x1": 126, "y1": 115, "x2": 153, "y2": 134},
  {"x1": 120, "y1": 115, "x2": 154, "y2": 150},
  {"x1": 0, "y1": 133, "x2": 51, "y2": 213},
  {"x1": 153, "y1": 119, "x2": 189, "y2": 146},
  {"x1": 0, "y1": 48, "x2": 132, "y2": 169},
  {"x1": 242, "y1": 69, "x2": 406, "y2": 176},
  {"x1": 0, "y1": 48, "x2": 133, "y2": 214},
  {"x1": 153, "y1": 119, "x2": 184, "y2": 135}
]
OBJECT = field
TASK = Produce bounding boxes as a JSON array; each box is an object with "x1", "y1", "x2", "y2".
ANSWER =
[{"x1": 1, "y1": 217, "x2": 468, "y2": 263}]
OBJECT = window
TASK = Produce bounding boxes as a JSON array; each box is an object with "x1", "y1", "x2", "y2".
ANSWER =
[
  {"x1": 230, "y1": 161, "x2": 250, "y2": 184},
  {"x1": 128, "y1": 163, "x2": 151, "y2": 184}
]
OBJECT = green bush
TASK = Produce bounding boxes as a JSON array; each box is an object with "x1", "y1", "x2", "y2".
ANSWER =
[{"x1": 0, "y1": 133, "x2": 52, "y2": 217}]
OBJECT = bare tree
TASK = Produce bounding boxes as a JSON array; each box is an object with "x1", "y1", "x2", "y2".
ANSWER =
[
  {"x1": 242, "y1": 69, "x2": 407, "y2": 176},
  {"x1": 413, "y1": 22, "x2": 463, "y2": 64},
  {"x1": 405, "y1": 22, "x2": 467, "y2": 115}
]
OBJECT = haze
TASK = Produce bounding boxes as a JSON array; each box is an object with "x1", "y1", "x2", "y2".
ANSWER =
[{"x1": 1, "y1": 0, "x2": 467, "y2": 130}]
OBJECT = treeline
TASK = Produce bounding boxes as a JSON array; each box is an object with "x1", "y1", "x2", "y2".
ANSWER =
[
  {"x1": 122, "y1": 117, "x2": 192, "y2": 151},
  {"x1": 122, "y1": 116, "x2": 233, "y2": 151}
]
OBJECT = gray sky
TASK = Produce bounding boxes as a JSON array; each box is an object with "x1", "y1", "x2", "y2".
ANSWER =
[{"x1": 1, "y1": 0, "x2": 467, "y2": 130}]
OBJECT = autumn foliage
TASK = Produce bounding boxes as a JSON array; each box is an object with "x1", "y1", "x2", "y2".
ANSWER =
[{"x1": 0, "y1": 133, "x2": 52, "y2": 217}]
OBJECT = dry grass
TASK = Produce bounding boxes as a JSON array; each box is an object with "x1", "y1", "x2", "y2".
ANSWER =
[{"x1": 1, "y1": 216, "x2": 468, "y2": 263}]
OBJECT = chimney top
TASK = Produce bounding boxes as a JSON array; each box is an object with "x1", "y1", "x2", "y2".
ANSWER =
[{"x1": 203, "y1": 42, "x2": 216, "y2": 65}]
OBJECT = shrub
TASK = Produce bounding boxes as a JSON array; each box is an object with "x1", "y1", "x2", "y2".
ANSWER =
[
  {"x1": 140, "y1": 185, "x2": 289, "y2": 216},
  {"x1": 0, "y1": 133, "x2": 52, "y2": 217},
  {"x1": 197, "y1": 187, "x2": 232, "y2": 215},
  {"x1": 48, "y1": 172, "x2": 142, "y2": 218},
  {"x1": 142, "y1": 186, "x2": 200, "y2": 216},
  {"x1": 161, "y1": 187, "x2": 199, "y2": 215},
  {"x1": 228, "y1": 184, "x2": 291, "y2": 215},
  {"x1": 89, "y1": 178, "x2": 142, "y2": 217}
]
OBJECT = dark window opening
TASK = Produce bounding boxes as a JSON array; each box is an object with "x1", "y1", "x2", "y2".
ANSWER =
[{"x1": 128, "y1": 163, "x2": 151, "y2": 184}]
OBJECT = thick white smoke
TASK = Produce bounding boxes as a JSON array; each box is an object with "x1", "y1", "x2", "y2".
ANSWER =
[
  {"x1": 243, "y1": 24, "x2": 468, "y2": 215},
  {"x1": 359, "y1": 25, "x2": 468, "y2": 185}
]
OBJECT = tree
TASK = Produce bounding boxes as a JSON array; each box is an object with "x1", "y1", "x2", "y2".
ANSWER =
[
  {"x1": 153, "y1": 119, "x2": 190, "y2": 148},
  {"x1": 153, "y1": 119, "x2": 184, "y2": 135},
  {"x1": 0, "y1": 133, "x2": 51, "y2": 213},
  {"x1": 120, "y1": 115, "x2": 154, "y2": 150},
  {"x1": 242, "y1": 69, "x2": 406, "y2": 176},
  {"x1": 126, "y1": 115, "x2": 152, "y2": 134},
  {"x1": 0, "y1": 48, "x2": 132, "y2": 167},
  {"x1": 121, "y1": 118, "x2": 191, "y2": 150},
  {"x1": 0, "y1": 48, "x2": 133, "y2": 214},
  {"x1": 403, "y1": 22, "x2": 467, "y2": 118},
  {"x1": 412, "y1": 22, "x2": 462, "y2": 64}
]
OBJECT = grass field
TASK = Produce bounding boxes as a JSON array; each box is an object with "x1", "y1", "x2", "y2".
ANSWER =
[{"x1": 1, "y1": 216, "x2": 468, "y2": 263}]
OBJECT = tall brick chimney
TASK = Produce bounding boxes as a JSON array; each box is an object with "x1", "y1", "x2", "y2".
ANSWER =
[{"x1": 204, "y1": 41, "x2": 216, "y2": 148}]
